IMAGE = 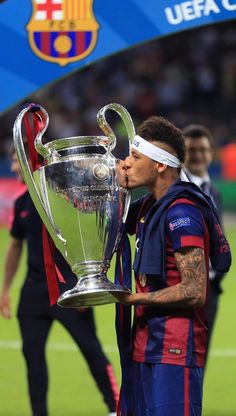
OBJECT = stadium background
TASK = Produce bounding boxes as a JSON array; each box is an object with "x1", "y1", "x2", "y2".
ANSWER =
[{"x1": 0, "y1": 21, "x2": 236, "y2": 415}]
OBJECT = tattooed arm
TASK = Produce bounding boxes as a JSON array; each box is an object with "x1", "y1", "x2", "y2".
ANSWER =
[{"x1": 114, "y1": 247, "x2": 207, "y2": 308}]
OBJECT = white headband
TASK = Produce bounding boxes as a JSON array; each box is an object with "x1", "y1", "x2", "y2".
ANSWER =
[{"x1": 132, "y1": 135, "x2": 181, "y2": 168}]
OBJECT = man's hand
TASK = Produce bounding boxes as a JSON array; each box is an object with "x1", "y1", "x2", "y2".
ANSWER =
[
  {"x1": 113, "y1": 292, "x2": 136, "y2": 305},
  {"x1": 116, "y1": 160, "x2": 128, "y2": 188},
  {"x1": 0, "y1": 291, "x2": 12, "y2": 319}
]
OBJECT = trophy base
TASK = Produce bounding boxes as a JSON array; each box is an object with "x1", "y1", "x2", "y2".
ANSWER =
[{"x1": 57, "y1": 275, "x2": 131, "y2": 308}]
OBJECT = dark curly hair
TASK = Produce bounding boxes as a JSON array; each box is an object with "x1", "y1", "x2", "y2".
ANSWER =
[
  {"x1": 137, "y1": 116, "x2": 186, "y2": 164},
  {"x1": 182, "y1": 124, "x2": 214, "y2": 148}
]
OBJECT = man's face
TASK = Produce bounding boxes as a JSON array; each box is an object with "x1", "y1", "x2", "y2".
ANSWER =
[
  {"x1": 123, "y1": 148, "x2": 158, "y2": 189},
  {"x1": 184, "y1": 136, "x2": 213, "y2": 177},
  {"x1": 11, "y1": 152, "x2": 23, "y2": 182}
]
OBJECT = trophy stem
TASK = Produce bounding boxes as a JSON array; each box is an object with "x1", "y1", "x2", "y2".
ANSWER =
[
  {"x1": 57, "y1": 272, "x2": 131, "y2": 308},
  {"x1": 71, "y1": 261, "x2": 106, "y2": 277}
]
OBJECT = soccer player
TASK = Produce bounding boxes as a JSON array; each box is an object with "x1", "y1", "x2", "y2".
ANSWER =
[
  {"x1": 183, "y1": 124, "x2": 226, "y2": 357},
  {"x1": 0, "y1": 151, "x2": 118, "y2": 416},
  {"x1": 115, "y1": 116, "x2": 231, "y2": 416}
]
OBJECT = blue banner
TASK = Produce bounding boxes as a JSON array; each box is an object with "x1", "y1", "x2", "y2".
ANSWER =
[{"x1": 1, "y1": 0, "x2": 236, "y2": 113}]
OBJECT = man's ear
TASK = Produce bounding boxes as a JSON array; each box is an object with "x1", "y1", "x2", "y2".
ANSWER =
[{"x1": 155, "y1": 162, "x2": 167, "y2": 173}]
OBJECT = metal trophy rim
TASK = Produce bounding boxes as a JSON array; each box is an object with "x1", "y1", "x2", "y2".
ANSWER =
[
  {"x1": 57, "y1": 284, "x2": 131, "y2": 308},
  {"x1": 44, "y1": 135, "x2": 111, "y2": 153}
]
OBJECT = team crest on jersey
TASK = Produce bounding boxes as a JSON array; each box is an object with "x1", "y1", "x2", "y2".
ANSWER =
[
  {"x1": 139, "y1": 274, "x2": 147, "y2": 287},
  {"x1": 27, "y1": 0, "x2": 100, "y2": 66}
]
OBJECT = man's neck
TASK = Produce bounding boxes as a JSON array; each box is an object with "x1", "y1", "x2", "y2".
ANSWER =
[{"x1": 149, "y1": 171, "x2": 179, "y2": 200}]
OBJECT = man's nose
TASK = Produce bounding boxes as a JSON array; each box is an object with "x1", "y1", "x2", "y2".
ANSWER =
[{"x1": 124, "y1": 155, "x2": 132, "y2": 168}]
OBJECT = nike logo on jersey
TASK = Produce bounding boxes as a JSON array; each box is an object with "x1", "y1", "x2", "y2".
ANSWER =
[
  {"x1": 169, "y1": 348, "x2": 182, "y2": 355},
  {"x1": 20, "y1": 210, "x2": 30, "y2": 218}
]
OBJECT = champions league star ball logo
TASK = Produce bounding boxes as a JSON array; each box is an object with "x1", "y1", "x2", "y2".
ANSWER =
[{"x1": 27, "y1": 0, "x2": 100, "y2": 66}]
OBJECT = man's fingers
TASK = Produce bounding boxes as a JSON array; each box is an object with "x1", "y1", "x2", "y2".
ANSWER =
[
  {"x1": 0, "y1": 296, "x2": 12, "y2": 319},
  {"x1": 112, "y1": 292, "x2": 132, "y2": 305},
  {"x1": 1, "y1": 306, "x2": 12, "y2": 319}
]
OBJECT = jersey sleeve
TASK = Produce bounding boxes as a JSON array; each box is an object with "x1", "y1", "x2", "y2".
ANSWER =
[
  {"x1": 10, "y1": 199, "x2": 25, "y2": 240},
  {"x1": 166, "y1": 201, "x2": 205, "y2": 251}
]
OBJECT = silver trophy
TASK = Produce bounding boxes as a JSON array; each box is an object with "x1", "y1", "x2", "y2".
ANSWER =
[{"x1": 13, "y1": 103, "x2": 135, "y2": 307}]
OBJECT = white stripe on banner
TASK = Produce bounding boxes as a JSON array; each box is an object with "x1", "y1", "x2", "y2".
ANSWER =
[{"x1": 0, "y1": 340, "x2": 236, "y2": 356}]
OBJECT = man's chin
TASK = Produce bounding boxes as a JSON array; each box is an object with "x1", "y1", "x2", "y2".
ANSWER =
[
  {"x1": 188, "y1": 166, "x2": 205, "y2": 176},
  {"x1": 126, "y1": 180, "x2": 142, "y2": 189}
]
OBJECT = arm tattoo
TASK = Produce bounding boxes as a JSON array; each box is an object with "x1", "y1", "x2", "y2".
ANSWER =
[
  {"x1": 133, "y1": 247, "x2": 207, "y2": 308},
  {"x1": 175, "y1": 247, "x2": 207, "y2": 306}
]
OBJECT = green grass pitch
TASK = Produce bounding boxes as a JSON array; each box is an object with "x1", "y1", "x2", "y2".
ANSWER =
[{"x1": 0, "y1": 226, "x2": 236, "y2": 416}]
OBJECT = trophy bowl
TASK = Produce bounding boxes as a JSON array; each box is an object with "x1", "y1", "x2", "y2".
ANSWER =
[{"x1": 13, "y1": 103, "x2": 135, "y2": 308}]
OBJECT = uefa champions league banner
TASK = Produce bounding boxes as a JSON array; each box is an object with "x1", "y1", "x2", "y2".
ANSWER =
[{"x1": 0, "y1": 0, "x2": 236, "y2": 113}]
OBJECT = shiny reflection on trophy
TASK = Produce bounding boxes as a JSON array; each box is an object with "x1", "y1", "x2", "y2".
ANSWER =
[{"x1": 13, "y1": 103, "x2": 135, "y2": 307}]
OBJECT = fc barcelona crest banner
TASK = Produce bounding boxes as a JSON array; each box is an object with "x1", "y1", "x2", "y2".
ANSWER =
[
  {"x1": 0, "y1": 0, "x2": 236, "y2": 113},
  {"x1": 27, "y1": 0, "x2": 99, "y2": 66}
]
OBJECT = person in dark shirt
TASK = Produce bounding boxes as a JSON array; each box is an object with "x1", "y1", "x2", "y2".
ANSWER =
[
  {"x1": 183, "y1": 124, "x2": 226, "y2": 357},
  {"x1": 114, "y1": 116, "x2": 230, "y2": 416},
  {"x1": 0, "y1": 151, "x2": 118, "y2": 416}
]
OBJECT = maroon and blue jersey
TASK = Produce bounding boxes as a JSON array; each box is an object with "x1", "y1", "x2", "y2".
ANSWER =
[
  {"x1": 10, "y1": 190, "x2": 74, "y2": 283},
  {"x1": 128, "y1": 195, "x2": 209, "y2": 368},
  {"x1": 10, "y1": 190, "x2": 76, "y2": 313}
]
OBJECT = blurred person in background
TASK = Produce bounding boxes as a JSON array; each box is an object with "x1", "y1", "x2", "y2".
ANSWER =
[
  {"x1": 183, "y1": 124, "x2": 226, "y2": 357},
  {"x1": 0, "y1": 150, "x2": 118, "y2": 416}
]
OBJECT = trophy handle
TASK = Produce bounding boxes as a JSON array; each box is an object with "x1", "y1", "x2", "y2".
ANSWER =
[
  {"x1": 97, "y1": 103, "x2": 136, "y2": 223},
  {"x1": 13, "y1": 104, "x2": 66, "y2": 252},
  {"x1": 97, "y1": 103, "x2": 136, "y2": 153}
]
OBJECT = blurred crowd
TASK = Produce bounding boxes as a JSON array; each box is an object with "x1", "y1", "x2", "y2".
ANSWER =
[{"x1": 1, "y1": 21, "x2": 236, "y2": 178}]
